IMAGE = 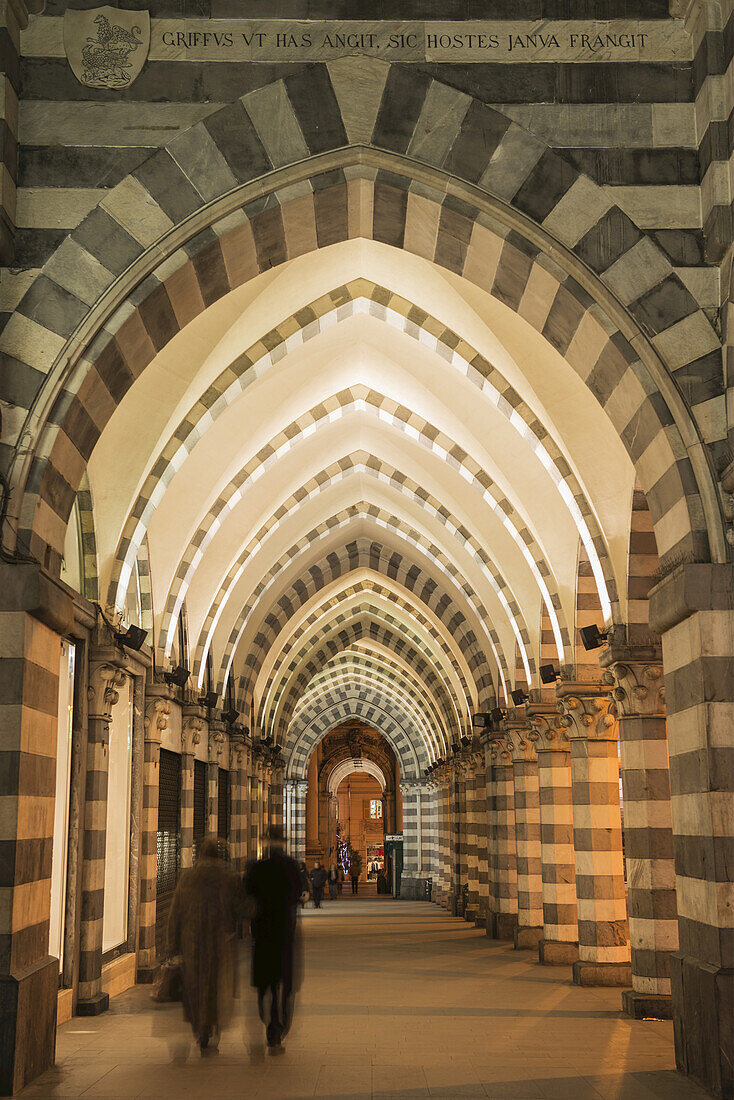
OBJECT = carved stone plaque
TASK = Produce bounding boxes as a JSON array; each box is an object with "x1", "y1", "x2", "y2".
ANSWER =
[{"x1": 64, "y1": 6, "x2": 150, "y2": 89}]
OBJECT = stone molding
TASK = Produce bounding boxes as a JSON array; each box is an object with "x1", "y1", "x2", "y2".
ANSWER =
[
  {"x1": 87, "y1": 660, "x2": 127, "y2": 734},
  {"x1": 648, "y1": 562, "x2": 734, "y2": 635},
  {"x1": 181, "y1": 712, "x2": 205, "y2": 755},
  {"x1": 208, "y1": 724, "x2": 227, "y2": 764},
  {"x1": 600, "y1": 643, "x2": 665, "y2": 719},
  {"x1": 143, "y1": 687, "x2": 172, "y2": 745},
  {"x1": 526, "y1": 702, "x2": 569, "y2": 751},
  {"x1": 556, "y1": 680, "x2": 618, "y2": 742}
]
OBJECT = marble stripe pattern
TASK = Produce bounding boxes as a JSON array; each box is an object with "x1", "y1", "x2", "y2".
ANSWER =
[{"x1": 2, "y1": 69, "x2": 720, "y2": 584}]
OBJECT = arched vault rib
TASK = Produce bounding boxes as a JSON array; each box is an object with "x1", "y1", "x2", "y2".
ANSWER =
[
  {"x1": 160, "y1": 385, "x2": 569, "y2": 668},
  {"x1": 256, "y1": 605, "x2": 470, "y2": 746},
  {"x1": 291, "y1": 650, "x2": 450, "y2": 750},
  {"x1": 258, "y1": 583, "x2": 477, "y2": 742},
  {"x1": 291, "y1": 670, "x2": 438, "y2": 766},
  {"x1": 286, "y1": 692, "x2": 425, "y2": 782},
  {"x1": 104, "y1": 284, "x2": 621, "y2": 628},
  {"x1": 215, "y1": 534, "x2": 508, "y2": 716},
  {"x1": 292, "y1": 659, "x2": 446, "y2": 746},
  {"x1": 196, "y1": 484, "x2": 525, "y2": 695}
]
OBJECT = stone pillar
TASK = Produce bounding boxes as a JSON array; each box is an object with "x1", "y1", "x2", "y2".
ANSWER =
[
  {"x1": 229, "y1": 736, "x2": 247, "y2": 873},
  {"x1": 528, "y1": 703, "x2": 579, "y2": 965},
  {"x1": 400, "y1": 780, "x2": 422, "y2": 897},
  {"x1": 463, "y1": 756, "x2": 480, "y2": 922},
  {"x1": 0, "y1": 0, "x2": 27, "y2": 265},
  {"x1": 270, "y1": 759, "x2": 285, "y2": 831},
  {"x1": 488, "y1": 734, "x2": 518, "y2": 939},
  {"x1": 557, "y1": 681, "x2": 631, "y2": 987},
  {"x1": 77, "y1": 658, "x2": 127, "y2": 1014},
  {"x1": 207, "y1": 723, "x2": 225, "y2": 835},
  {"x1": 0, "y1": 562, "x2": 74, "y2": 1094},
  {"x1": 137, "y1": 687, "x2": 172, "y2": 981},
  {"x1": 601, "y1": 644, "x2": 678, "y2": 1019},
  {"x1": 471, "y1": 750, "x2": 488, "y2": 927},
  {"x1": 505, "y1": 721, "x2": 543, "y2": 949},
  {"x1": 649, "y1": 563, "x2": 734, "y2": 1097},
  {"x1": 180, "y1": 709, "x2": 205, "y2": 869},
  {"x1": 435, "y1": 768, "x2": 451, "y2": 906},
  {"x1": 480, "y1": 734, "x2": 495, "y2": 933},
  {"x1": 290, "y1": 780, "x2": 308, "y2": 861}
]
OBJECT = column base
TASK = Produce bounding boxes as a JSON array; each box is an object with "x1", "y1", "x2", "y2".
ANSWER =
[
  {"x1": 398, "y1": 875, "x2": 423, "y2": 900},
  {"x1": 539, "y1": 939, "x2": 579, "y2": 966},
  {"x1": 464, "y1": 907, "x2": 477, "y2": 924},
  {"x1": 136, "y1": 965, "x2": 159, "y2": 985},
  {"x1": 622, "y1": 989, "x2": 673, "y2": 1020},
  {"x1": 0, "y1": 957, "x2": 58, "y2": 1095},
  {"x1": 573, "y1": 960, "x2": 632, "y2": 987},
  {"x1": 514, "y1": 925, "x2": 543, "y2": 950},
  {"x1": 670, "y1": 951, "x2": 733, "y2": 1099},
  {"x1": 488, "y1": 912, "x2": 517, "y2": 940},
  {"x1": 76, "y1": 992, "x2": 110, "y2": 1016}
]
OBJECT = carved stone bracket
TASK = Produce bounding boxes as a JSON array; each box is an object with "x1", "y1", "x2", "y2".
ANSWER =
[
  {"x1": 181, "y1": 714, "x2": 205, "y2": 756},
  {"x1": 556, "y1": 679, "x2": 618, "y2": 741},
  {"x1": 208, "y1": 726, "x2": 227, "y2": 764},
  {"x1": 527, "y1": 702, "x2": 569, "y2": 751},
  {"x1": 599, "y1": 643, "x2": 665, "y2": 719},
  {"x1": 144, "y1": 695, "x2": 171, "y2": 745},
  {"x1": 87, "y1": 662, "x2": 127, "y2": 739}
]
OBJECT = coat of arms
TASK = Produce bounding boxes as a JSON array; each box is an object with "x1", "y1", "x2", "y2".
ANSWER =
[{"x1": 64, "y1": 7, "x2": 150, "y2": 89}]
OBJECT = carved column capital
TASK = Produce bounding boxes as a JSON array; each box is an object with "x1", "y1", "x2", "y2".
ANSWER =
[
  {"x1": 399, "y1": 779, "x2": 424, "y2": 795},
  {"x1": 556, "y1": 679, "x2": 618, "y2": 741},
  {"x1": 599, "y1": 643, "x2": 665, "y2": 719},
  {"x1": 295, "y1": 779, "x2": 308, "y2": 796},
  {"x1": 527, "y1": 702, "x2": 569, "y2": 751},
  {"x1": 144, "y1": 695, "x2": 171, "y2": 745},
  {"x1": 208, "y1": 725, "x2": 226, "y2": 764},
  {"x1": 88, "y1": 661, "x2": 127, "y2": 725},
  {"x1": 502, "y1": 721, "x2": 539, "y2": 763},
  {"x1": 181, "y1": 714, "x2": 205, "y2": 755}
]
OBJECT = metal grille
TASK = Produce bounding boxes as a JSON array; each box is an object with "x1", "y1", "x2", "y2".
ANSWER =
[
  {"x1": 193, "y1": 759, "x2": 207, "y2": 853},
  {"x1": 155, "y1": 749, "x2": 181, "y2": 959},
  {"x1": 218, "y1": 767, "x2": 230, "y2": 840}
]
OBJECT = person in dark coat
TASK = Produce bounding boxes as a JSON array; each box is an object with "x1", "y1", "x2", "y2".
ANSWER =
[
  {"x1": 309, "y1": 861, "x2": 327, "y2": 908},
  {"x1": 298, "y1": 861, "x2": 310, "y2": 906},
  {"x1": 167, "y1": 835, "x2": 240, "y2": 1054},
  {"x1": 327, "y1": 863, "x2": 340, "y2": 901},
  {"x1": 244, "y1": 826, "x2": 302, "y2": 1052}
]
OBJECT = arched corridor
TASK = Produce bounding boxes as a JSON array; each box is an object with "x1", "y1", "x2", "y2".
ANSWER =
[
  {"x1": 19, "y1": 900, "x2": 711, "y2": 1100},
  {"x1": 1, "y1": 5, "x2": 733, "y2": 1098}
]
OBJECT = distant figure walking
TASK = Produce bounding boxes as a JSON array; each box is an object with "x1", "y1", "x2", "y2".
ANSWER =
[
  {"x1": 350, "y1": 867, "x2": 360, "y2": 894},
  {"x1": 244, "y1": 827, "x2": 302, "y2": 1053},
  {"x1": 298, "y1": 860, "x2": 310, "y2": 907},
  {"x1": 310, "y1": 861, "x2": 327, "y2": 908},
  {"x1": 327, "y1": 863, "x2": 340, "y2": 901},
  {"x1": 167, "y1": 836, "x2": 240, "y2": 1055}
]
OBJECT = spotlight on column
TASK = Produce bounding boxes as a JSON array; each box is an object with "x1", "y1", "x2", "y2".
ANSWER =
[
  {"x1": 490, "y1": 707, "x2": 506, "y2": 726},
  {"x1": 472, "y1": 712, "x2": 493, "y2": 729},
  {"x1": 263, "y1": 735, "x2": 273, "y2": 747},
  {"x1": 164, "y1": 665, "x2": 189, "y2": 688},
  {"x1": 460, "y1": 735, "x2": 471, "y2": 748},
  {"x1": 116, "y1": 624, "x2": 147, "y2": 651},
  {"x1": 539, "y1": 664, "x2": 559, "y2": 684},
  {"x1": 580, "y1": 623, "x2": 607, "y2": 651},
  {"x1": 199, "y1": 690, "x2": 219, "y2": 708},
  {"x1": 222, "y1": 708, "x2": 239, "y2": 725},
  {"x1": 510, "y1": 689, "x2": 529, "y2": 706},
  {"x1": 451, "y1": 742, "x2": 460, "y2": 755}
]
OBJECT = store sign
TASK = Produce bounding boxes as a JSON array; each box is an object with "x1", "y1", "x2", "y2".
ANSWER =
[{"x1": 384, "y1": 834, "x2": 403, "y2": 841}]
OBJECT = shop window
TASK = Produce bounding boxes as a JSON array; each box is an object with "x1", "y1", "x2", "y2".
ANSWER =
[{"x1": 102, "y1": 675, "x2": 133, "y2": 953}]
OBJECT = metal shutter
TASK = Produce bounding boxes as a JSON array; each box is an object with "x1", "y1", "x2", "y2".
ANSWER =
[
  {"x1": 155, "y1": 749, "x2": 181, "y2": 959},
  {"x1": 193, "y1": 759, "x2": 207, "y2": 854}
]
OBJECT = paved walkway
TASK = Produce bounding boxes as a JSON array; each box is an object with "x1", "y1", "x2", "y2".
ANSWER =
[{"x1": 22, "y1": 899, "x2": 710, "y2": 1099}]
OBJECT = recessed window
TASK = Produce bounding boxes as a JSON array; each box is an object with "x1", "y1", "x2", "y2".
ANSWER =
[{"x1": 369, "y1": 799, "x2": 382, "y2": 819}]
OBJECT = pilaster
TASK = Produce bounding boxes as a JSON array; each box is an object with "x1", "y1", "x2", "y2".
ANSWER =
[
  {"x1": 180, "y1": 707, "x2": 205, "y2": 869},
  {"x1": 504, "y1": 717, "x2": 543, "y2": 950},
  {"x1": 136, "y1": 685, "x2": 172, "y2": 982},
  {"x1": 487, "y1": 733, "x2": 518, "y2": 940},
  {"x1": 557, "y1": 680, "x2": 631, "y2": 988}
]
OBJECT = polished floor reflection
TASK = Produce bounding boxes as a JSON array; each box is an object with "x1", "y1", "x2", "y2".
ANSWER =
[{"x1": 22, "y1": 900, "x2": 710, "y2": 1099}]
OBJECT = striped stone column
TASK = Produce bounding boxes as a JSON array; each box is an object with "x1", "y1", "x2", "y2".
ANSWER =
[
  {"x1": 249, "y1": 759, "x2": 259, "y2": 859},
  {"x1": 528, "y1": 703, "x2": 579, "y2": 965},
  {"x1": 463, "y1": 756, "x2": 480, "y2": 923},
  {"x1": 505, "y1": 721, "x2": 543, "y2": 949},
  {"x1": 0, "y1": 565, "x2": 74, "y2": 1093},
  {"x1": 290, "y1": 779, "x2": 308, "y2": 861},
  {"x1": 207, "y1": 724, "x2": 225, "y2": 836},
  {"x1": 435, "y1": 768, "x2": 451, "y2": 906},
  {"x1": 488, "y1": 734, "x2": 518, "y2": 940},
  {"x1": 270, "y1": 759, "x2": 285, "y2": 832},
  {"x1": 482, "y1": 734, "x2": 497, "y2": 934},
  {"x1": 229, "y1": 736, "x2": 246, "y2": 873},
  {"x1": 180, "y1": 710, "x2": 205, "y2": 869},
  {"x1": 452, "y1": 762, "x2": 466, "y2": 916},
  {"x1": 423, "y1": 782, "x2": 439, "y2": 890},
  {"x1": 77, "y1": 659, "x2": 127, "y2": 1014},
  {"x1": 650, "y1": 564, "x2": 734, "y2": 1096},
  {"x1": 473, "y1": 749, "x2": 489, "y2": 929},
  {"x1": 0, "y1": 0, "x2": 24, "y2": 264},
  {"x1": 400, "y1": 780, "x2": 421, "y2": 896},
  {"x1": 137, "y1": 689, "x2": 172, "y2": 981},
  {"x1": 557, "y1": 680, "x2": 631, "y2": 987},
  {"x1": 601, "y1": 644, "x2": 678, "y2": 1019}
]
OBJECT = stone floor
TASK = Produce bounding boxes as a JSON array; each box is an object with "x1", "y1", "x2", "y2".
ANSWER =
[{"x1": 21, "y1": 898, "x2": 711, "y2": 1099}]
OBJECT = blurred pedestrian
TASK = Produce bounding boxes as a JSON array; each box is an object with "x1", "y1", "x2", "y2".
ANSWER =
[
  {"x1": 244, "y1": 827, "x2": 302, "y2": 1053},
  {"x1": 327, "y1": 863, "x2": 340, "y2": 901},
  {"x1": 350, "y1": 866, "x2": 360, "y2": 894},
  {"x1": 167, "y1": 835, "x2": 240, "y2": 1055},
  {"x1": 298, "y1": 860, "x2": 310, "y2": 907},
  {"x1": 310, "y1": 861, "x2": 327, "y2": 908}
]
